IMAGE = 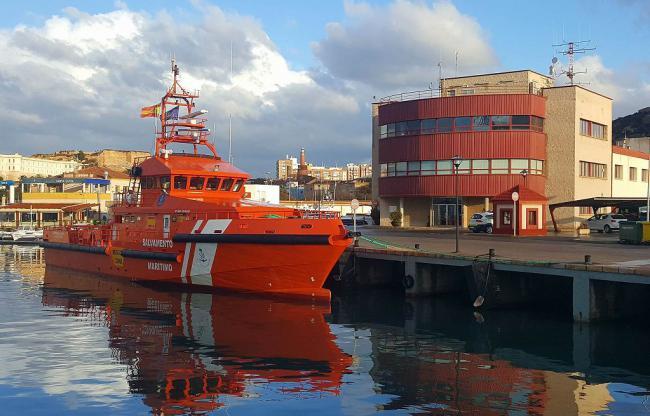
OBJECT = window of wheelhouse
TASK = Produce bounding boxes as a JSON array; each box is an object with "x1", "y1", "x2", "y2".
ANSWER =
[
  {"x1": 232, "y1": 179, "x2": 244, "y2": 192},
  {"x1": 160, "y1": 176, "x2": 171, "y2": 191},
  {"x1": 141, "y1": 176, "x2": 156, "y2": 189},
  {"x1": 173, "y1": 176, "x2": 187, "y2": 190},
  {"x1": 206, "y1": 177, "x2": 220, "y2": 190},
  {"x1": 220, "y1": 178, "x2": 234, "y2": 191},
  {"x1": 189, "y1": 177, "x2": 205, "y2": 190}
]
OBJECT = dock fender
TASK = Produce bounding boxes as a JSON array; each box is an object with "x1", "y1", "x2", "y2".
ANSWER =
[
  {"x1": 402, "y1": 274, "x2": 415, "y2": 289},
  {"x1": 176, "y1": 252, "x2": 183, "y2": 264}
]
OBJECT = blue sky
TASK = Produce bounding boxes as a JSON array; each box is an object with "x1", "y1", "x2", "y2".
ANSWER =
[{"x1": 0, "y1": 1, "x2": 648, "y2": 175}]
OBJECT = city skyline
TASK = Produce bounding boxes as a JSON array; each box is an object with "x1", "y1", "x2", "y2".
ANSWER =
[{"x1": 0, "y1": 1, "x2": 648, "y2": 176}]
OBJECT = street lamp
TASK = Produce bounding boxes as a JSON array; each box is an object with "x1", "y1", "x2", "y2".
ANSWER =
[
  {"x1": 452, "y1": 155, "x2": 463, "y2": 253},
  {"x1": 520, "y1": 169, "x2": 528, "y2": 187}
]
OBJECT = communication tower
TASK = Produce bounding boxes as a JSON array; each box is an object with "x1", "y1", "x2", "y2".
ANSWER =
[{"x1": 549, "y1": 40, "x2": 596, "y2": 85}]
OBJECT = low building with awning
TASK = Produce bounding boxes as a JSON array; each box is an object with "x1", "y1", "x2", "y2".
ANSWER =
[{"x1": 0, "y1": 202, "x2": 98, "y2": 228}]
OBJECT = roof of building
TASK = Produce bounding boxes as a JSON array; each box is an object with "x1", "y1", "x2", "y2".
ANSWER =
[
  {"x1": 492, "y1": 185, "x2": 547, "y2": 202},
  {"x1": 544, "y1": 84, "x2": 613, "y2": 100},
  {"x1": 612, "y1": 145, "x2": 650, "y2": 160},
  {"x1": 442, "y1": 69, "x2": 552, "y2": 82},
  {"x1": 0, "y1": 203, "x2": 98, "y2": 212},
  {"x1": 71, "y1": 166, "x2": 131, "y2": 179}
]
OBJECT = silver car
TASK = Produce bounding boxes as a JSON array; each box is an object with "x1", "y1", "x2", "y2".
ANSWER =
[
  {"x1": 469, "y1": 212, "x2": 493, "y2": 233},
  {"x1": 585, "y1": 213, "x2": 627, "y2": 233}
]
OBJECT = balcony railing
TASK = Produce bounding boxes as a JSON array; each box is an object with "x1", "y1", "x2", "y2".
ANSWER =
[{"x1": 379, "y1": 82, "x2": 544, "y2": 103}]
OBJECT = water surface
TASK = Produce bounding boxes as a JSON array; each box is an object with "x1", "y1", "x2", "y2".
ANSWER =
[{"x1": 1, "y1": 245, "x2": 649, "y2": 415}]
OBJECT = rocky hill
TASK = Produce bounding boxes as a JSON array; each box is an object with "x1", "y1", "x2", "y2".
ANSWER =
[{"x1": 613, "y1": 107, "x2": 650, "y2": 140}]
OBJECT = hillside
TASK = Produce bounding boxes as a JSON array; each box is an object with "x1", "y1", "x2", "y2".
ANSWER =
[
  {"x1": 31, "y1": 149, "x2": 150, "y2": 172},
  {"x1": 612, "y1": 107, "x2": 650, "y2": 140}
]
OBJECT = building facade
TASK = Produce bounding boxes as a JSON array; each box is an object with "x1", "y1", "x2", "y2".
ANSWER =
[
  {"x1": 0, "y1": 153, "x2": 81, "y2": 180},
  {"x1": 277, "y1": 147, "x2": 371, "y2": 181},
  {"x1": 373, "y1": 70, "x2": 644, "y2": 230}
]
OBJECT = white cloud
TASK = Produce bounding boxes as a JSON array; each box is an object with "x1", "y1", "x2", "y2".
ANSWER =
[
  {"x1": 312, "y1": 0, "x2": 498, "y2": 89},
  {"x1": 0, "y1": 4, "x2": 364, "y2": 176},
  {"x1": 565, "y1": 55, "x2": 650, "y2": 117}
]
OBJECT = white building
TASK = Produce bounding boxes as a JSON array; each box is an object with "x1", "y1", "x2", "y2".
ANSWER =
[
  {"x1": 612, "y1": 146, "x2": 649, "y2": 198},
  {"x1": 0, "y1": 153, "x2": 80, "y2": 180},
  {"x1": 244, "y1": 184, "x2": 280, "y2": 204}
]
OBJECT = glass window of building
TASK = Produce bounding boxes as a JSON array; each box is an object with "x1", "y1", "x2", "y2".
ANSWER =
[
  {"x1": 472, "y1": 159, "x2": 489, "y2": 174},
  {"x1": 387, "y1": 163, "x2": 396, "y2": 176},
  {"x1": 491, "y1": 159, "x2": 509, "y2": 174},
  {"x1": 437, "y1": 160, "x2": 452, "y2": 174},
  {"x1": 457, "y1": 160, "x2": 471, "y2": 173},
  {"x1": 643, "y1": 169, "x2": 648, "y2": 182},
  {"x1": 473, "y1": 116, "x2": 490, "y2": 131},
  {"x1": 510, "y1": 159, "x2": 529, "y2": 173},
  {"x1": 454, "y1": 117, "x2": 471, "y2": 132},
  {"x1": 395, "y1": 121, "x2": 408, "y2": 136},
  {"x1": 421, "y1": 119, "x2": 436, "y2": 134},
  {"x1": 387, "y1": 123, "x2": 396, "y2": 137},
  {"x1": 491, "y1": 115, "x2": 510, "y2": 130},
  {"x1": 437, "y1": 118, "x2": 452, "y2": 133},
  {"x1": 531, "y1": 116, "x2": 544, "y2": 132},
  {"x1": 630, "y1": 167, "x2": 638, "y2": 181},
  {"x1": 530, "y1": 160, "x2": 544, "y2": 175},
  {"x1": 380, "y1": 164, "x2": 388, "y2": 177},
  {"x1": 396, "y1": 162, "x2": 407, "y2": 176},
  {"x1": 421, "y1": 161, "x2": 436, "y2": 175},
  {"x1": 380, "y1": 124, "x2": 388, "y2": 139},
  {"x1": 614, "y1": 164, "x2": 623, "y2": 180},
  {"x1": 407, "y1": 120, "x2": 421, "y2": 135},
  {"x1": 511, "y1": 115, "x2": 530, "y2": 130},
  {"x1": 407, "y1": 161, "x2": 420, "y2": 175},
  {"x1": 579, "y1": 161, "x2": 607, "y2": 179}
]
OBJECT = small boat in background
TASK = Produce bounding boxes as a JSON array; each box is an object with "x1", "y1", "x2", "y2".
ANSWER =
[{"x1": 11, "y1": 226, "x2": 43, "y2": 242}]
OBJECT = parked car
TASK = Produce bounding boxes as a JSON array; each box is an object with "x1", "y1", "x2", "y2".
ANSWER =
[
  {"x1": 469, "y1": 212, "x2": 493, "y2": 233},
  {"x1": 585, "y1": 214, "x2": 627, "y2": 233},
  {"x1": 341, "y1": 214, "x2": 368, "y2": 227}
]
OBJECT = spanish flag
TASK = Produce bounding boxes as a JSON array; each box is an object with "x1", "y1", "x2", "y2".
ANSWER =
[{"x1": 140, "y1": 104, "x2": 161, "y2": 118}]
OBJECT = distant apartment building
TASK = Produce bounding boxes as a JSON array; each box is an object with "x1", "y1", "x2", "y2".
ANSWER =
[
  {"x1": 276, "y1": 147, "x2": 371, "y2": 182},
  {"x1": 276, "y1": 155, "x2": 298, "y2": 180},
  {"x1": 372, "y1": 69, "x2": 649, "y2": 230},
  {"x1": 0, "y1": 153, "x2": 81, "y2": 180}
]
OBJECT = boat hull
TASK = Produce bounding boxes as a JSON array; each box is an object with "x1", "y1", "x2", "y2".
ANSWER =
[{"x1": 43, "y1": 241, "x2": 346, "y2": 300}]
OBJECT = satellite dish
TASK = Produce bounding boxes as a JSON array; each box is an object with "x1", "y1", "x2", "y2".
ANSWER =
[{"x1": 552, "y1": 57, "x2": 558, "y2": 64}]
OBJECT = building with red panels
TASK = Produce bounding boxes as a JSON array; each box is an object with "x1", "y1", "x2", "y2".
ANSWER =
[{"x1": 373, "y1": 70, "x2": 552, "y2": 227}]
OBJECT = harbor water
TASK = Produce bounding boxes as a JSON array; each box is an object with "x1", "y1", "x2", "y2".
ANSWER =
[{"x1": 1, "y1": 245, "x2": 649, "y2": 415}]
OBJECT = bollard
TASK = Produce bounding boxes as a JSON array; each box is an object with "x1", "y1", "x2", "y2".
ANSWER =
[
  {"x1": 353, "y1": 239, "x2": 359, "y2": 247},
  {"x1": 488, "y1": 248, "x2": 495, "y2": 259},
  {"x1": 415, "y1": 243, "x2": 420, "y2": 250},
  {"x1": 584, "y1": 255, "x2": 592, "y2": 265}
]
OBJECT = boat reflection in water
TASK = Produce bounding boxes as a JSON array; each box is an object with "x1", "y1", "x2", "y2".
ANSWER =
[{"x1": 42, "y1": 266, "x2": 352, "y2": 415}]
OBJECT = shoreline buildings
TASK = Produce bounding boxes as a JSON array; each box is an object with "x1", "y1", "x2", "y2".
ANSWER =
[
  {"x1": 372, "y1": 70, "x2": 647, "y2": 230},
  {"x1": 0, "y1": 153, "x2": 81, "y2": 181},
  {"x1": 277, "y1": 147, "x2": 371, "y2": 182}
]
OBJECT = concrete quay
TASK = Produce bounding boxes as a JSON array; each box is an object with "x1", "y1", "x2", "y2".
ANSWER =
[{"x1": 339, "y1": 227, "x2": 650, "y2": 322}]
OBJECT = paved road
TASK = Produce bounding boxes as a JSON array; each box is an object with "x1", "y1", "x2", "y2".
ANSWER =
[{"x1": 355, "y1": 226, "x2": 650, "y2": 266}]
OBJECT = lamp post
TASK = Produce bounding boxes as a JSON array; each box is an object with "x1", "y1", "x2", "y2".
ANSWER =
[
  {"x1": 520, "y1": 169, "x2": 528, "y2": 187},
  {"x1": 646, "y1": 156, "x2": 649, "y2": 222},
  {"x1": 452, "y1": 155, "x2": 463, "y2": 253}
]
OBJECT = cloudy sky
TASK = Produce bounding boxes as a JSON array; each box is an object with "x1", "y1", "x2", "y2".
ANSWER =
[{"x1": 1, "y1": 0, "x2": 649, "y2": 176}]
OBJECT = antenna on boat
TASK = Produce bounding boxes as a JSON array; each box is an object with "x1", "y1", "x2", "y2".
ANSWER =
[{"x1": 228, "y1": 41, "x2": 234, "y2": 164}]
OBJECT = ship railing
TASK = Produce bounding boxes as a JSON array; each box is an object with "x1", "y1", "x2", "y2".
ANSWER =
[
  {"x1": 298, "y1": 210, "x2": 340, "y2": 219},
  {"x1": 112, "y1": 191, "x2": 141, "y2": 207}
]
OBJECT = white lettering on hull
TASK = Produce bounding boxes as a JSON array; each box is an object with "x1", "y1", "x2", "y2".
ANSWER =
[
  {"x1": 142, "y1": 238, "x2": 174, "y2": 248},
  {"x1": 147, "y1": 262, "x2": 173, "y2": 272}
]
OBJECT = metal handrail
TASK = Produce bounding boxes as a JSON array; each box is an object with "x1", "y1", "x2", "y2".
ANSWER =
[{"x1": 379, "y1": 83, "x2": 544, "y2": 103}]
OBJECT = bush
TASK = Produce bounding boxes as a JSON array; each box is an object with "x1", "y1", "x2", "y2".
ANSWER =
[{"x1": 389, "y1": 211, "x2": 402, "y2": 227}]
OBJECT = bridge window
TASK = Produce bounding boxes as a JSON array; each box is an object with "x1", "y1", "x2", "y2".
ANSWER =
[
  {"x1": 160, "y1": 176, "x2": 171, "y2": 191},
  {"x1": 141, "y1": 176, "x2": 156, "y2": 189},
  {"x1": 232, "y1": 179, "x2": 244, "y2": 192},
  {"x1": 173, "y1": 176, "x2": 187, "y2": 190},
  {"x1": 206, "y1": 177, "x2": 220, "y2": 190},
  {"x1": 220, "y1": 178, "x2": 234, "y2": 191},
  {"x1": 189, "y1": 177, "x2": 205, "y2": 190}
]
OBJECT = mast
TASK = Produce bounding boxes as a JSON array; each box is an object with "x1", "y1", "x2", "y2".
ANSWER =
[{"x1": 154, "y1": 60, "x2": 219, "y2": 159}]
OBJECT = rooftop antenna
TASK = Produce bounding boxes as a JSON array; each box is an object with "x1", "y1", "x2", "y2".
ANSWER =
[
  {"x1": 551, "y1": 40, "x2": 595, "y2": 85},
  {"x1": 455, "y1": 51, "x2": 459, "y2": 77},
  {"x1": 437, "y1": 61, "x2": 443, "y2": 95}
]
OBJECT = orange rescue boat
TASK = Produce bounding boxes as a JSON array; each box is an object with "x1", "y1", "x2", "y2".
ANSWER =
[{"x1": 43, "y1": 60, "x2": 353, "y2": 300}]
